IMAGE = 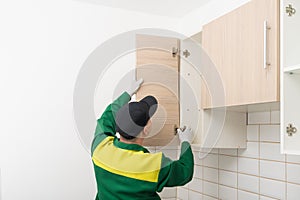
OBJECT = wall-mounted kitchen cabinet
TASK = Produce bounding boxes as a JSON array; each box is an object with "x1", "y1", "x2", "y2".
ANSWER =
[
  {"x1": 201, "y1": 0, "x2": 280, "y2": 108},
  {"x1": 136, "y1": 34, "x2": 247, "y2": 148},
  {"x1": 281, "y1": 0, "x2": 300, "y2": 154}
]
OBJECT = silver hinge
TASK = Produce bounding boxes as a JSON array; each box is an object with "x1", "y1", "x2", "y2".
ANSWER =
[
  {"x1": 183, "y1": 49, "x2": 191, "y2": 58},
  {"x1": 172, "y1": 47, "x2": 179, "y2": 57},
  {"x1": 286, "y1": 123, "x2": 297, "y2": 136},
  {"x1": 286, "y1": 4, "x2": 296, "y2": 17}
]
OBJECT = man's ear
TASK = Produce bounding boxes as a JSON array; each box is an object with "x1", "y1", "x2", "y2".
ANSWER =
[{"x1": 143, "y1": 125, "x2": 150, "y2": 136}]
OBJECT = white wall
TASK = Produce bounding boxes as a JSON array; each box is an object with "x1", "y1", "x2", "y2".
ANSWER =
[
  {"x1": 178, "y1": 0, "x2": 250, "y2": 36},
  {"x1": 0, "y1": 1, "x2": 179, "y2": 199}
]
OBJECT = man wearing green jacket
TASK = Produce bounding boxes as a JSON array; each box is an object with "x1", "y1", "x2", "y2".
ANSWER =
[{"x1": 91, "y1": 79, "x2": 194, "y2": 200}]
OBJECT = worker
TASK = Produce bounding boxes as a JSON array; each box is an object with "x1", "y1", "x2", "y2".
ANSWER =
[{"x1": 91, "y1": 79, "x2": 194, "y2": 200}]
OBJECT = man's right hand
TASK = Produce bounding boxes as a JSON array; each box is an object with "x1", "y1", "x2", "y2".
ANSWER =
[{"x1": 177, "y1": 127, "x2": 194, "y2": 144}]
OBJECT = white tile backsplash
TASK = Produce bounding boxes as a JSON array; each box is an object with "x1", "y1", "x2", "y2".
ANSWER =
[
  {"x1": 287, "y1": 183, "x2": 300, "y2": 200},
  {"x1": 260, "y1": 142, "x2": 285, "y2": 162},
  {"x1": 238, "y1": 142, "x2": 259, "y2": 158},
  {"x1": 189, "y1": 178, "x2": 203, "y2": 193},
  {"x1": 260, "y1": 178, "x2": 285, "y2": 200},
  {"x1": 259, "y1": 196, "x2": 278, "y2": 200},
  {"x1": 238, "y1": 190, "x2": 259, "y2": 200},
  {"x1": 270, "y1": 110, "x2": 280, "y2": 124},
  {"x1": 189, "y1": 190, "x2": 202, "y2": 200},
  {"x1": 202, "y1": 195, "x2": 217, "y2": 200},
  {"x1": 160, "y1": 188, "x2": 177, "y2": 198},
  {"x1": 180, "y1": 111, "x2": 297, "y2": 200},
  {"x1": 287, "y1": 163, "x2": 300, "y2": 184},
  {"x1": 219, "y1": 185, "x2": 237, "y2": 200},
  {"x1": 260, "y1": 160, "x2": 285, "y2": 181},
  {"x1": 238, "y1": 173, "x2": 259, "y2": 194},
  {"x1": 219, "y1": 155, "x2": 237, "y2": 171},
  {"x1": 248, "y1": 112, "x2": 270, "y2": 124},
  {"x1": 203, "y1": 167, "x2": 218, "y2": 183},
  {"x1": 287, "y1": 154, "x2": 300, "y2": 164},
  {"x1": 203, "y1": 181, "x2": 218, "y2": 198},
  {"x1": 219, "y1": 170, "x2": 237, "y2": 188},
  {"x1": 238, "y1": 157, "x2": 259, "y2": 176},
  {"x1": 260, "y1": 125, "x2": 280, "y2": 143},
  {"x1": 219, "y1": 149, "x2": 238, "y2": 156},
  {"x1": 194, "y1": 165, "x2": 203, "y2": 179},
  {"x1": 247, "y1": 125, "x2": 259, "y2": 141},
  {"x1": 193, "y1": 151, "x2": 203, "y2": 166},
  {"x1": 202, "y1": 154, "x2": 218, "y2": 168},
  {"x1": 177, "y1": 187, "x2": 188, "y2": 200}
]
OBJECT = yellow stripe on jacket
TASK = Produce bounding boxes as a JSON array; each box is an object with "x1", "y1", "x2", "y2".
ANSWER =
[{"x1": 92, "y1": 136, "x2": 162, "y2": 183}]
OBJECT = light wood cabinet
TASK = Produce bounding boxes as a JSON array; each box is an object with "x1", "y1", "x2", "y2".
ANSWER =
[
  {"x1": 136, "y1": 34, "x2": 180, "y2": 146},
  {"x1": 281, "y1": 0, "x2": 300, "y2": 154},
  {"x1": 201, "y1": 0, "x2": 280, "y2": 108}
]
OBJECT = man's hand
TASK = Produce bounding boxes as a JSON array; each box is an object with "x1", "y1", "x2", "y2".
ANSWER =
[
  {"x1": 177, "y1": 127, "x2": 194, "y2": 144},
  {"x1": 126, "y1": 78, "x2": 144, "y2": 96}
]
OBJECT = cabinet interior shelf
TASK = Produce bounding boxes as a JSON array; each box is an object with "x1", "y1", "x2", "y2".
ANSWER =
[{"x1": 284, "y1": 64, "x2": 300, "y2": 74}]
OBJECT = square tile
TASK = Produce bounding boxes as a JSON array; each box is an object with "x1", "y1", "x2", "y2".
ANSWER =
[
  {"x1": 203, "y1": 167, "x2": 218, "y2": 183},
  {"x1": 287, "y1": 183, "x2": 300, "y2": 200},
  {"x1": 189, "y1": 178, "x2": 202, "y2": 193},
  {"x1": 238, "y1": 142, "x2": 259, "y2": 158},
  {"x1": 248, "y1": 112, "x2": 270, "y2": 125},
  {"x1": 238, "y1": 173, "x2": 259, "y2": 193},
  {"x1": 260, "y1": 143, "x2": 285, "y2": 162},
  {"x1": 219, "y1": 170, "x2": 237, "y2": 188},
  {"x1": 219, "y1": 155, "x2": 237, "y2": 171},
  {"x1": 287, "y1": 163, "x2": 300, "y2": 184},
  {"x1": 238, "y1": 190, "x2": 259, "y2": 200},
  {"x1": 202, "y1": 154, "x2": 218, "y2": 168},
  {"x1": 203, "y1": 181, "x2": 218, "y2": 198},
  {"x1": 219, "y1": 185, "x2": 237, "y2": 200},
  {"x1": 260, "y1": 160, "x2": 285, "y2": 181},
  {"x1": 238, "y1": 157, "x2": 259, "y2": 176},
  {"x1": 247, "y1": 125, "x2": 259, "y2": 141},
  {"x1": 260, "y1": 125, "x2": 280, "y2": 143},
  {"x1": 260, "y1": 178, "x2": 285, "y2": 199},
  {"x1": 270, "y1": 110, "x2": 280, "y2": 124}
]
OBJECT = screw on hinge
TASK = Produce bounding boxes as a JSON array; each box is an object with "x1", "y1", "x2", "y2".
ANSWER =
[{"x1": 286, "y1": 4, "x2": 296, "y2": 16}]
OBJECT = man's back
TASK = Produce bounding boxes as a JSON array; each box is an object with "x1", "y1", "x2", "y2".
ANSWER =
[{"x1": 92, "y1": 92, "x2": 194, "y2": 200}]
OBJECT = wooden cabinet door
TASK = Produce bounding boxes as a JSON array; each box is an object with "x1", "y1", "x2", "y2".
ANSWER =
[
  {"x1": 201, "y1": 0, "x2": 280, "y2": 108},
  {"x1": 136, "y1": 34, "x2": 180, "y2": 146}
]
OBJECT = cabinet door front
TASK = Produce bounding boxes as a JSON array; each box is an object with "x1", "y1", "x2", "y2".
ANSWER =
[
  {"x1": 201, "y1": 0, "x2": 280, "y2": 108},
  {"x1": 136, "y1": 34, "x2": 180, "y2": 146}
]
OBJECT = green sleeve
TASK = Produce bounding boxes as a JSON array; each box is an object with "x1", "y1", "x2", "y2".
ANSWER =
[
  {"x1": 156, "y1": 142, "x2": 194, "y2": 192},
  {"x1": 92, "y1": 92, "x2": 131, "y2": 152}
]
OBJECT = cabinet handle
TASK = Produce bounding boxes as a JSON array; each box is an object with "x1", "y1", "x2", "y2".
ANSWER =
[{"x1": 263, "y1": 20, "x2": 271, "y2": 69}]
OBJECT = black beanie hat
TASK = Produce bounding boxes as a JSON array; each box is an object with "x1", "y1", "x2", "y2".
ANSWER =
[{"x1": 115, "y1": 96, "x2": 158, "y2": 140}]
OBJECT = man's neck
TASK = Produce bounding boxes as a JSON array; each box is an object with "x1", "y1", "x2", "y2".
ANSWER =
[{"x1": 120, "y1": 137, "x2": 143, "y2": 146}]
